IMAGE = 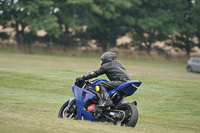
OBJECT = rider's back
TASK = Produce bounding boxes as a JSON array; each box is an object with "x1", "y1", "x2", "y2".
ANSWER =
[{"x1": 101, "y1": 60, "x2": 131, "y2": 82}]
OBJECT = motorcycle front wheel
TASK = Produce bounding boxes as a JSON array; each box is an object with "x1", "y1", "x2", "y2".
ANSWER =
[
  {"x1": 58, "y1": 100, "x2": 77, "y2": 119},
  {"x1": 117, "y1": 103, "x2": 138, "y2": 127}
]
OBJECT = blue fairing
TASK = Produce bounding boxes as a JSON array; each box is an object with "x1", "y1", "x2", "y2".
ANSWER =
[
  {"x1": 108, "y1": 80, "x2": 142, "y2": 96},
  {"x1": 72, "y1": 84, "x2": 96, "y2": 121},
  {"x1": 72, "y1": 79, "x2": 141, "y2": 122}
]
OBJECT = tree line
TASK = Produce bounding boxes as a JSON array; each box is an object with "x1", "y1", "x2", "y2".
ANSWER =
[{"x1": 0, "y1": 0, "x2": 200, "y2": 56}]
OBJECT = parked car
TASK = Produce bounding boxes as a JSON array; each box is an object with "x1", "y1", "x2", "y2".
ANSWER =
[{"x1": 186, "y1": 57, "x2": 200, "y2": 73}]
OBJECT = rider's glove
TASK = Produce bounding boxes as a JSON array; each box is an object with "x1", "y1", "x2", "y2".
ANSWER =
[{"x1": 76, "y1": 77, "x2": 84, "y2": 83}]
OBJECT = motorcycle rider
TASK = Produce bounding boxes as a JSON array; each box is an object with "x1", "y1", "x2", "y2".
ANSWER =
[{"x1": 76, "y1": 52, "x2": 131, "y2": 107}]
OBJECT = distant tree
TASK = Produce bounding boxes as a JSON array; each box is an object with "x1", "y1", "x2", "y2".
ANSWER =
[
  {"x1": 168, "y1": 0, "x2": 199, "y2": 56},
  {"x1": 65, "y1": 0, "x2": 101, "y2": 47},
  {"x1": 67, "y1": 0, "x2": 139, "y2": 51},
  {"x1": 47, "y1": 0, "x2": 82, "y2": 46},
  {"x1": 191, "y1": 0, "x2": 200, "y2": 49},
  {"x1": 0, "y1": 32, "x2": 9, "y2": 40},
  {"x1": 0, "y1": 1, "x2": 10, "y2": 40},
  {"x1": 86, "y1": 0, "x2": 140, "y2": 51},
  {"x1": 130, "y1": 0, "x2": 176, "y2": 55},
  {"x1": 0, "y1": 0, "x2": 60, "y2": 47}
]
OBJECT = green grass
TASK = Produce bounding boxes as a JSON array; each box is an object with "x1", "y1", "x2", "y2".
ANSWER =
[{"x1": 0, "y1": 52, "x2": 200, "y2": 133}]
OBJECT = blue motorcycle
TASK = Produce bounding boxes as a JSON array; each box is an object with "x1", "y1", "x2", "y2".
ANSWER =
[{"x1": 58, "y1": 72, "x2": 142, "y2": 127}]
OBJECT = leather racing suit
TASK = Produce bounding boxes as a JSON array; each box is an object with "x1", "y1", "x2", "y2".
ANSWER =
[{"x1": 80, "y1": 59, "x2": 131, "y2": 107}]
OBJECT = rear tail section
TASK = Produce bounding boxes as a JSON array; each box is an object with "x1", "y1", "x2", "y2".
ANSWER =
[{"x1": 108, "y1": 81, "x2": 142, "y2": 96}]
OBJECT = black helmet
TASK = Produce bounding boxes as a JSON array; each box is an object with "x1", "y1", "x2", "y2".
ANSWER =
[{"x1": 101, "y1": 52, "x2": 117, "y2": 65}]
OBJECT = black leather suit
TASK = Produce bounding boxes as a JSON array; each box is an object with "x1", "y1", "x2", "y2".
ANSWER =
[{"x1": 84, "y1": 59, "x2": 131, "y2": 90}]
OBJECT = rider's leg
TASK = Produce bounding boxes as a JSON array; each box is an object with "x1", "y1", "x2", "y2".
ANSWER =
[
  {"x1": 96, "y1": 85, "x2": 113, "y2": 107},
  {"x1": 96, "y1": 81, "x2": 123, "y2": 107}
]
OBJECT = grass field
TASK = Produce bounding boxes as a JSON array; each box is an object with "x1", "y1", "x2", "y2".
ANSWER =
[{"x1": 0, "y1": 52, "x2": 200, "y2": 133}]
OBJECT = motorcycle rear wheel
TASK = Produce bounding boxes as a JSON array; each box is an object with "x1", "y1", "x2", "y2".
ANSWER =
[
  {"x1": 117, "y1": 103, "x2": 138, "y2": 127},
  {"x1": 58, "y1": 100, "x2": 77, "y2": 119}
]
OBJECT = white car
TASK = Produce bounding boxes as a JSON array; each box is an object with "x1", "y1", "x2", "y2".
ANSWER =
[{"x1": 186, "y1": 57, "x2": 200, "y2": 73}]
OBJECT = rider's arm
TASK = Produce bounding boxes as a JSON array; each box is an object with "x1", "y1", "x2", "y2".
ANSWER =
[{"x1": 83, "y1": 66, "x2": 106, "y2": 80}]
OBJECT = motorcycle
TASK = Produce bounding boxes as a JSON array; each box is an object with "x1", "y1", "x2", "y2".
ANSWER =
[{"x1": 58, "y1": 72, "x2": 142, "y2": 127}]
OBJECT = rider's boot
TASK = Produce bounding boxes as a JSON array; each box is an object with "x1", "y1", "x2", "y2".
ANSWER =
[{"x1": 98, "y1": 86, "x2": 113, "y2": 107}]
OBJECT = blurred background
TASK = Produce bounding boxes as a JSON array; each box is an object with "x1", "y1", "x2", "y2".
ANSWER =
[
  {"x1": 0, "y1": 1, "x2": 200, "y2": 133},
  {"x1": 0, "y1": 0, "x2": 200, "y2": 60}
]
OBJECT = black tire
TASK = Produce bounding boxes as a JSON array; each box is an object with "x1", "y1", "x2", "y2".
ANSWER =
[
  {"x1": 58, "y1": 100, "x2": 77, "y2": 119},
  {"x1": 187, "y1": 66, "x2": 193, "y2": 72},
  {"x1": 117, "y1": 103, "x2": 138, "y2": 127}
]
